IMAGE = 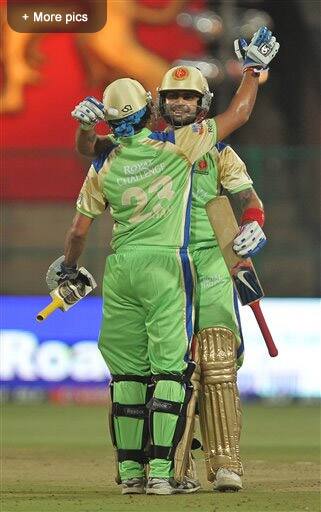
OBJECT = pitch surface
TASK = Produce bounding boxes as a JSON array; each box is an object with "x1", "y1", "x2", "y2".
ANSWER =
[{"x1": 2, "y1": 403, "x2": 320, "y2": 512}]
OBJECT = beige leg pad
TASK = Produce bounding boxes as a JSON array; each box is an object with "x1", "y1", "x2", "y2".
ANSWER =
[
  {"x1": 197, "y1": 327, "x2": 243, "y2": 482},
  {"x1": 174, "y1": 354, "x2": 201, "y2": 483}
]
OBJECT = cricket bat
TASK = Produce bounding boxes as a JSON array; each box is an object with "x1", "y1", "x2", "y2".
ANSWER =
[
  {"x1": 206, "y1": 196, "x2": 278, "y2": 357},
  {"x1": 36, "y1": 268, "x2": 97, "y2": 322}
]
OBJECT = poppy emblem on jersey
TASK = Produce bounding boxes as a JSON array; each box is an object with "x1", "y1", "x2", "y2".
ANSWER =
[{"x1": 173, "y1": 67, "x2": 189, "y2": 80}]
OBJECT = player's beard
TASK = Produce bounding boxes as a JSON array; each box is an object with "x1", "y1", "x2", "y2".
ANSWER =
[{"x1": 164, "y1": 104, "x2": 199, "y2": 127}]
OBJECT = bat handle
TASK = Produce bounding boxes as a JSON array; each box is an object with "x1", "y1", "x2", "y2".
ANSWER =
[
  {"x1": 249, "y1": 300, "x2": 278, "y2": 357},
  {"x1": 36, "y1": 296, "x2": 64, "y2": 322}
]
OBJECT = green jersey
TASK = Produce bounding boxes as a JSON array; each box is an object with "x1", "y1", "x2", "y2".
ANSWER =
[
  {"x1": 190, "y1": 141, "x2": 253, "y2": 250},
  {"x1": 76, "y1": 121, "x2": 217, "y2": 251}
]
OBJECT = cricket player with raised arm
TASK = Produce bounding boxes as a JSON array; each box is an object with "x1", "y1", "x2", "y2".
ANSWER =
[
  {"x1": 156, "y1": 68, "x2": 266, "y2": 493},
  {"x1": 70, "y1": 27, "x2": 279, "y2": 494}
]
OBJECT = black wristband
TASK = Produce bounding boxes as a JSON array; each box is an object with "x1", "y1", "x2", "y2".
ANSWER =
[{"x1": 61, "y1": 261, "x2": 77, "y2": 274}]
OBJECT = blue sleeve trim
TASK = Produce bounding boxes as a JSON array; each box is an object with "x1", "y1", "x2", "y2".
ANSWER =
[
  {"x1": 148, "y1": 130, "x2": 175, "y2": 144},
  {"x1": 179, "y1": 165, "x2": 194, "y2": 353},
  {"x1": 180, "y1": 249, "x2": 194, "y2": 352},
  {"x1": 215, "y1": 141, "x2": 229, "y2": 153},
  {"x1": 92, "y1": 145, "x2": 117, "y2": 173}
]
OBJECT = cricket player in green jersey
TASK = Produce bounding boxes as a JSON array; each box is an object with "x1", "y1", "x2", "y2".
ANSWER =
[
  {"x1": 66, "y1": 73, "x2": 251, "y2": 496},
  {"x1": 156, "y1": 66, "x2": 267, "y2": 494},
  {"x1": 71, "y1": 27, "x2": 278, "y2": 494}
]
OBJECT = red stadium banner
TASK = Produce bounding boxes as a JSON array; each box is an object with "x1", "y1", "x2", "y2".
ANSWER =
[{"x1": 1, "y1": 0, "x2": 205, "y2": 200}]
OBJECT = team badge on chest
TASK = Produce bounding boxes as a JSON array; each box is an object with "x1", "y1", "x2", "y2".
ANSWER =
[{"x1": 194, "y1": 159, "x2": 209, "y2": 175}]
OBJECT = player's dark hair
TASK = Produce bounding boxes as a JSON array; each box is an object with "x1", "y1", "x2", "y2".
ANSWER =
[{"x1": 134, "y1": 105, "x2": 152, "y2": 131}]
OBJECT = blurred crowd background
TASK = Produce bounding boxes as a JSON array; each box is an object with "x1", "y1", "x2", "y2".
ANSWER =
[
  {"x1": 2, "y1": 0, "x2": 320, "y2": 298},
  {"x1": 1, "y1": 0, "x2": 320, "y2": 403}
]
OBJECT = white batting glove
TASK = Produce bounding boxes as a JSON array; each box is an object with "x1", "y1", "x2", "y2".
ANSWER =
[
  {"x1": 234, "y1": 26, "x2": 280, "y2": 71},
  {"x1": 46, "y1": 255, "x2": 78, "y2": 291},
  {"x1": 233, "y1": 221, "x2": 267, "y2": 258},
  {"x1": 71, "y1": 96, "x2": 105, "y2": 131},
  {"x1": 46, "y1": 255, "x2": 93, "y2": 292}
]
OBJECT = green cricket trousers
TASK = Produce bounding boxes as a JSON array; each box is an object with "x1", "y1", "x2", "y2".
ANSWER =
[{"x1": 98, "y1": 246, "x2": 194, "y2": 481}]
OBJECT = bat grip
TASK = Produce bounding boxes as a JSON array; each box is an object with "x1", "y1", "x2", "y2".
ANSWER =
[
  {"x1": 36, "y1": 296, "x2": 64, "y2": 322},
  {"x1": 249, "y1": 301, "x2": 278, "y2": 357}
]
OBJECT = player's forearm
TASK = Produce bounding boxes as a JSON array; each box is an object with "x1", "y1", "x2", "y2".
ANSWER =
[
  {"x1": 233, "y1": 187, "x2": 265, "y2": 226},
  {"x1": 234, "y1": 187, "x2": 263, "y2": 213},
  {"x1": 64, "y1": 214, "x2": 93, "y2": 266},
  {"x1": 76, "y1": 128, "x2": 114, "y2": 159},
  {"x1": 64, "y1": 229, "x2": 87, "y2": 267},
  {"x1": 76, "y1": 126, "x2": 99, "y2": 158},
  {"x1": 230, "y1": 70, "x2": 259, "y2": 124},
  {"x1": 215, "y1": 70, "x2": 259, "y2": 140}
]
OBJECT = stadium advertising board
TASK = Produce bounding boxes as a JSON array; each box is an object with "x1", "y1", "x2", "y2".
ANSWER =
[{"x1": 1, "y1": 297, "x2": 320, "y2": 399}]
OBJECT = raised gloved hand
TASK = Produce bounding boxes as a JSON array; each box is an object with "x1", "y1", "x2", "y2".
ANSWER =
[
  {"x1": 234, "y1": 26, "x2": 280, "y2": 72},
  {"x1": 71, "y1": 96, "x2": 105, "y2": 130},
  {"x1": 46, "y1": 255, "x2": 91, "y2": 291},
  {"x1": 233, "y1": 221, "x2": 266, "y2": 258}
]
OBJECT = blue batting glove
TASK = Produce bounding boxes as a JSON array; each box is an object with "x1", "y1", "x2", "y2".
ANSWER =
[{"x1": 234, "y1": 26, "x2": 280, "y2": 72}]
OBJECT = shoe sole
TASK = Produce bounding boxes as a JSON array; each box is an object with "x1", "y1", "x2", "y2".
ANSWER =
[
  {"x1": 214, "y1": 483, "x2": 242, "y2": 492},
  {"x1": 146, "y1": 488, "x2": 175, "y2": 495},
  {"x1": 122, "y1": 488, "x2": 145, "y2": 495},
  {"x1": 175, "y1": 484, "x2": 201, "y2": 494}
]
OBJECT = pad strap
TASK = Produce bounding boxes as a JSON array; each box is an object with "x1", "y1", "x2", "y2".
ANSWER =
[
  {"x1": 112, "y1": 403, "x2": 148, "y2": 419},
  {"x1": 150, "y1": 445, "x2": 173, "y2": 460},
  {"x1": 117, "y1": 448, "x2": 148, "y2": 464},
  {"x1": 112, "y1": 374, "x2": 151, "y2": 384},
  {"x1": 147, "y1": 397, "x2": 182, "y2": 415},
  {"x1": 171, "y1": 387, "x2": 193, "y2": 449}
]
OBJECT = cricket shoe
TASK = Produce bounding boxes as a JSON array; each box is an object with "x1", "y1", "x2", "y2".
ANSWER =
[
  {"x1": 175, "y1": 476, "x2": 201, "y2": 494},
  {"x1": 213, "y1": 468, "x2": 243, "y2": 492},
  {"x1": 121, "y1": 477, "x2": 146, "y2": 495},
  {"x1": 146, "y1": 477, "x2": 176, "y2": 495}
]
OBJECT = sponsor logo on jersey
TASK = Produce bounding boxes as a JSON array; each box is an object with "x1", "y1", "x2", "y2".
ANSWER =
[
  {"x1": 200, "y1": 275, "x2": 227, "y2": 288},
  {"x1": 191, "y1": 123, "x2": 204, "y2": 135},
  {"x1": 173, "y1": 67, "x2": 189, "y2": 80},
  {"x1": 205, "y1": 119, "x2": 215, "y2": 133},
  {"x1": 193, "y1": 186, "x2": 211, "y2": 201}
]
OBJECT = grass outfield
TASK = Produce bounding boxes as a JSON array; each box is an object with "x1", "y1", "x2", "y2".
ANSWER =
[{"x1": 2, "y1": 402, "x2": 320, "y2": 512}]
